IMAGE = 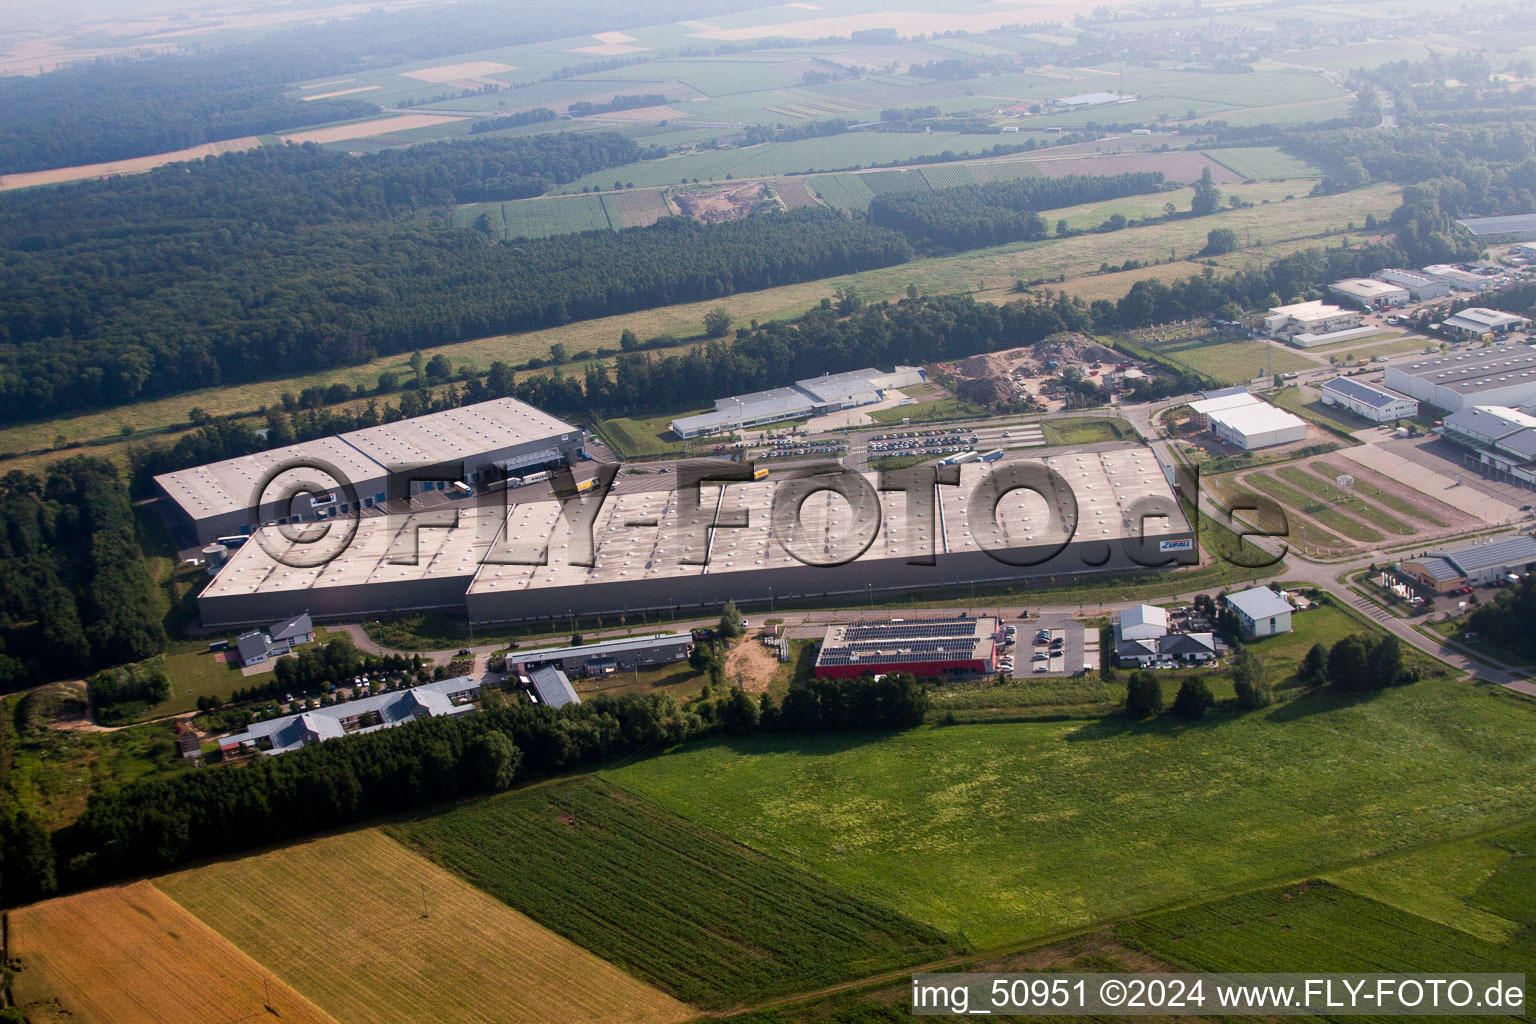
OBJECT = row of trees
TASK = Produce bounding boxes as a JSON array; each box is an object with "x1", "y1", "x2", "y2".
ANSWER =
[
  {"x1": 867, "y1": 171, "x2": 1168, "y2": 250},
  {"x1": 39, "y1": 671, "x2": 929, "y2": 901},
  {"x1": 0, "y1": 459, "x2": 165, "y2": 689}
]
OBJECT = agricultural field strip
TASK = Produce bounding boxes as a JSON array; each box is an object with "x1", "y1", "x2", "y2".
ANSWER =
[
  {"x1": 9, "y1": 881, "x2": 339, "y2": 1024},
  {"x1": 1313, "y1": 460, "x2": 1452, "y2": 528},
  {"x1": 1275, "y1": 464, "x2": 1416, "y2": 534},
  {"x1": 1207, "y1": 471, "x2": 1350, "y2": 551},
  {"x1": 391, "y1": 777, "x2": 961, "y2": 1009},
  {"x1": 156, "y1": 827, "x2": 691, "y2": 1024},
  {"x1": 1244, "y1": 471, "x2": 1385, "y2": 543},
  {"x1": 0, "y1": 182, "x2": 1399, "y2": 462}
]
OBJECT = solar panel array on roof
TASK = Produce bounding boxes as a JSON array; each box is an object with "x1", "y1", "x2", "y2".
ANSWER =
[
  {"x1": 817, "y1": 616, "x2": 996, "y2": 670},
  {"x1": 1322, "y1": 376, "x2": 1412, "y2": 409},
  {"x1": 1443, "y1": 535, "x2": 1536, "y2": 574}
]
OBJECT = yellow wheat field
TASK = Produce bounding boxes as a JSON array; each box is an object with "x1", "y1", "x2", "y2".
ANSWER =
[{"x1": 9, "y1": 881, "x2": 339, "y2": 1024}]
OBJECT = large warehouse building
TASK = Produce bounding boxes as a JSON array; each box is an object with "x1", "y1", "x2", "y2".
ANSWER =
[
  {"x1": 813, "y1": 616, "x2": 999, "y2": 679},
  {"x1": 669, "y1": 366, "x2": 926, "y2": 439},
  {"x1": 1189, "y1": 391, "x2": 1308, "y2": 450},
  {"x1": 1383, "y1": 344, "x2": 1536, "y2": 412},
  {"x1": 1455, "y1": 213, "x2": 1536, "y2": 244},
  {"x1": 157, "y1": 397, "x2": 584, "y2": 544},
  {"x1": 1440, "y1": 405, "x2": 1536, "y2": 488},
  {"x1": 197, "y1": 449, "x2": 1195, "y2": 628}
]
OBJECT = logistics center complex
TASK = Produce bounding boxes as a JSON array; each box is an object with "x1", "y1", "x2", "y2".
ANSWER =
[{"x1": 195, "y1": 448, "x2": 1194, "y2": 628}]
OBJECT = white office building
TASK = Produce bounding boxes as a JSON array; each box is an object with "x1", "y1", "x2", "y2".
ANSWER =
[{"x1": 1225, "y1": 586, "x2": 1293, "y2": 638}]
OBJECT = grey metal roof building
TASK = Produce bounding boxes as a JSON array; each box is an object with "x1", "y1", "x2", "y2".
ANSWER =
[
  {"x1": 1442, "y1": 308, "x2": 1530, "y2": 337},
  {"x1": 669, "y1": 367, "x2": 925, "y2": 439},
  {"x1": 1456, "y1": 213, "x2": 1536, "y2": 242},
  {"x1": 219, "y1": 676, "x2": 480, "y2": 755},
  {"x1": 1443, "y1": 535, "x2": 1536, "y2": 575},
  {"x1": 156, "y1": 397, "x2": 583, "y2": 544},
  {"x1": 526, "y1": 665, "x2": 581, "y2": 708},
  {"x1": 1319, "y1": 377, "x2": 1419, "y2": 422},
  {"x1": 510, "y1": 633, "x2": 695, "y2": 678},
  {"x1": 1371, "y1": 268, "x2": 1452, "y2": 300},
  {"x1": 1384, "y1": 345, "x2": 1536, "y2": 412}
]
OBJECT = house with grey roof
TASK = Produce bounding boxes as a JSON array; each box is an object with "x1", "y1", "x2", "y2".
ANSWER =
[
  {"x1": 232, "y1": 610, "x2": 316, "y2": 665},
  {"x1": 1225, "y1": 586, "x2": 1293, "y2": 638},
  {"x1": 526, "y1": 665, "x2": 581, "y2": 708},
  {"x1": 1113, "y1": 604, "x2": 1216, "y2": 667},
  {"x1": 219, "y1": 677, "x2": 481, "y2": 756}
]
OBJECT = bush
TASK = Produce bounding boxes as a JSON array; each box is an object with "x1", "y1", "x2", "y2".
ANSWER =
[
  {"x1": 1125, "y1": 671, "x2": 1164, "y2": 717},
  {"x1": 1173, "y1": 677, "x2": 1215, "y2": 719}
]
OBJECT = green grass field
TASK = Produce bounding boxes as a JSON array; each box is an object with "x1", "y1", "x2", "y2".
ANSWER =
[
  {"x1": 1119, "y1": 877, "x2": 1532, "y2": 976},
  {"x1": 553, "y1": 133, "x2": 1015, "y2": 193},
  {"x1": 809, "y1": 172, "x2": 876, "y2": 211},
  {"x1": 1040, "y1": 416, "x2": 1130, "y2": 446},
  {"x1": 1203, "y1": 146, "x2": 1322, "y2": 180},
  {"x1": 1149, "y1": 334, "x2": 1317, "y2": 384},
  {"x1": 391, "y1": 778, "x2": 962, "y2": 1008},
  {"x1": 595, "y1": 411, "x2": 699, "y2": 457},
  {"x1": 3, "y1": 690, "x2": 186, "y2": 829},
  {"x1": 868, "y1": 397, "x2": 984, "y2": 424},
  {"x1": 1327, "y1": 822, "x2": 1536, "y2": 944},
  {"x1": 608, "y1": 651, "x2": 1534, "y2": 949}
]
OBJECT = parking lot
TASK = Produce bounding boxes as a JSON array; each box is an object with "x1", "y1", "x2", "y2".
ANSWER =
[{"x1": 1007, "y1": 618, "x2": 1088, "y2": 677}]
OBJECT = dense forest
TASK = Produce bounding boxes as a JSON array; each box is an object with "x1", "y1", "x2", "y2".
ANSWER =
[
  {"x1": 0, "y1": 459, "x2": 165, "y2": 689},
  {"x1": 0, "y1": 136, "x2": 909, "y2": 423},
  {"x1": 0, "y1": 0, "x2": 770, "y2": 174},
  {"x1": 33, "y1": 659, "x2": 926, "y2": 901},
  {"x1": 867, "y1": 171, "x2": 1169, "y2": 249}
]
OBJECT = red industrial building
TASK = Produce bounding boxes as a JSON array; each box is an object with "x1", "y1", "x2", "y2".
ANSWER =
[{"x1": 813, "y1": 616, "x2": 999, "y2": 679}]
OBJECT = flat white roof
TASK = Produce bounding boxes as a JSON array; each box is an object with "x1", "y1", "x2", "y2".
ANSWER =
[
  {"x1": 157, "y1": 397, "x2": 576, "y2": 523},
  {"x1": 1268, "y1": 299, "x2": 1352, "y2": 322},
  {"x1": 1331, "y1": 278, "x2": 1407, "y2": 299},
  {"x1": 1207, "y1": 402, "x2": 1307, "y2": 437},
  {"x1": 1189, "y1": 391, "x2": 1261, "y2": 416},
  {"x1": 340, "y1": 397, "x2": 575, "y2": 468},
  {"x1": 155, "y1": 436, "x2": 388, "y2": 526}
]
